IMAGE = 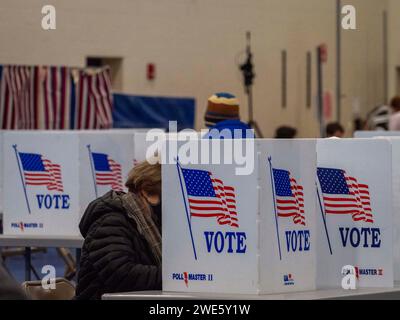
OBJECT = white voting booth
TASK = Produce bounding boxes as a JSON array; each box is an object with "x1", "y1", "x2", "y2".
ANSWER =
[
  {"x1": 79, "y1": 131, "x2": 135, "y2": 214},
  {"x1": 2, "y1": 130, "x2": 396, "y2": 293},
  {"x1": 134, "y1": 130, "x2": 200, "y2": 164},
  {"x1": 134, "y1": 130, "x2": 160, "y2": 164},
  {"x1": 1, "y1": 129, "x2": 153, "y2": 236},
  {"x1": 162, "y1": 139, "x2": 317, "y2": 294},
  {"x1": 354, "y1": 131, "x2": 400, "y2": 138},
  {"x1": 316, "y1": 139, "x2": 394, "y2": 288},
  {"x1": 353, "y1": 131, "x2": 400, "y2": 284},
  {"x1": 362, "y1": 136, "x2": 400, "y2": 282},
  {"x1": 3, "y1": 132, "x2": 81, "y2": 236}
]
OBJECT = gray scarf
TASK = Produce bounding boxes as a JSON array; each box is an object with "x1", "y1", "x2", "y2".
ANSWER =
[{"x1": 121, "y1": 192, "x2": 162, "y2": 265}]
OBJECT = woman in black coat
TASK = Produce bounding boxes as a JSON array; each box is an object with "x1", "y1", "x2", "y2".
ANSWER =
[{"x1": 75, "y1": 159, "x2": 162, "y2": 300}]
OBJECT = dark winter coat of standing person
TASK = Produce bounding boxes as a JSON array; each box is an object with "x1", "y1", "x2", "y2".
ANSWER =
[{"x1": 75, "y1": 158, "x2": 162, "y2": 300}]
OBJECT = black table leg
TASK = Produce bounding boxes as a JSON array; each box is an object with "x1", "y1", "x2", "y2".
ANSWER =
[
  {"x1": 31, "y1": 265, "x2": 40, "y2": 280},
  {"x1": 24, "y1": 247, "x2": 31, "y2": 281}
]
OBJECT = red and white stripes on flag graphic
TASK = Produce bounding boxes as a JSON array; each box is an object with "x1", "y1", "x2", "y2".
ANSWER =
[
  {"x1": 95, "y1": 159, "x2": 123, "y2": 191},
  {"x1": 276, "y1": 177, "x2": 306, "y2": 226},
  {"x1": 210, "y1": 176, "x2": 238, "y2": 227},
  {"x1": 0, "y1": 65, "x2": 113, "y2": 129},
  {"x1": 323, "y1": 174, "x2": 373, "y2": 223},
  {"x1": 188, "y1": 174, "x2": 239, "y2": 228},
  {"x1": 24, "y1": 158, "x2": 64, "y2": 192},
  {"x1": 75, "y1": 68, "x2": 113, "y2": 129}
]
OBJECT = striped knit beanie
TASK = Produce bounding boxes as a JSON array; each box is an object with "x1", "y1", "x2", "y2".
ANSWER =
[{"x1": 204, "y1": 93, "x2": 240, "y2": 128}]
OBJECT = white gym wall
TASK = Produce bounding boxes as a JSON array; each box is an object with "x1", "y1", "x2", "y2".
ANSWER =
[{"x1": 0, "y1": 0, "x2": 394, "y2": 137}]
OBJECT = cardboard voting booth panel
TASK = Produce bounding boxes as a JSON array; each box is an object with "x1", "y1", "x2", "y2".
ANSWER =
[
  {"x1": 162, "y1": 139, "x2": 259, "y2": 294},
  {"x1": 258, "y1": 140, "x2": 317, "y2": 293},
  {"x1": 79, "y1": 131, "x2": 135, "y2": 215},
  {"x1": 2, "y1": 130, "x2": 140, "y2": 235},
  {"x1": 133, "y1": 131, "x2": 198, "y2": 164},
  {"x1": 316, "y1": 139, "x2": 393, "y2": 288},
  {"x1": 162, "y1": 139, "x2": 317, "y2": 294},
  {"x1": 3, "y1": 132, "x2": 80, "y2": 236},
  {"x1": 354, "y1": 131, "x2": 400, "y2": 138},
  {"x1": 371, "y1": 137, "x2": 400, "y2": 282},
  {"x1": 134, "y1": 131, "x2": 157, "y2": 164},
  {"x1": 386, "y1": 138, "x2": 400, "y2": 282},
  {"x1": 80, "y1": 128, "x2": 155, "y2": 166}
]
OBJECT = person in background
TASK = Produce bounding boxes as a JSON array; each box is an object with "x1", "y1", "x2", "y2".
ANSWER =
[
  {"x1": 75, "y1": 158, "x2": 162, "y2": 300},
  {"x1": 274, "y1": 126, "x2": 297, "y2": 139},
  {"x1": 326, "y1": 122, "x2": 345, "y2": 138},
  {"x1": 364, "y1": 105, "x2": 390, "y2": 131},
  {"x1": 0, "y1": 257, "x2": 27, "y2": 300},
  {"x1": 389, "y1": 96, "x2": 400, "y2": 131},
  {"x1": 203, "y1": 92, "x2": 254, "y2": 139}
]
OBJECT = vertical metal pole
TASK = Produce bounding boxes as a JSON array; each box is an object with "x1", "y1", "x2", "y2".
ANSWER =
[
  {"x1": 336, "y1": 0, "x2": 342, "y2": 122},
  {"x1": 24, "y1": 247, "x2": 31, "y2": 281},
  {"x1": 383, "y1": 10, "x2": 388, "y2": 104},
  {"x1": 306, "y1": 52, "x2": 312, "y2": 109},
  {"x1": 281, "y1": 50, "x2": 287, "y2": 109},
  {"x1": 248, "y1": 85, "x2": 253, "y2": 125},
  {"x1": 317, "y1": 46, "x2": 324, "y2": 138}
]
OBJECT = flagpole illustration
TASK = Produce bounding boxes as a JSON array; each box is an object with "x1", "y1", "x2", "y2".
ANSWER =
[
  {"x1": 268, "y1": 156, "x2": 282, "y2": 261},
  {"x1": 176, "y1": 158, "x2": 198, "y2": 260},
  {"x1": 12, "y1": 144, "x2": 31, "y2": 214},
  {"x1": 87, "y1": 144, "x2": 98, "y2": 198},
  {"x1": 316, "y1": 182, "x2": 333, "y2": 255}
]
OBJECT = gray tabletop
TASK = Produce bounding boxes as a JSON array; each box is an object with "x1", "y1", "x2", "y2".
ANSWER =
[
  {"x1": 0, "y1": 234, "x2": 84, "y2": 248},
  {"x1": 102, "y1": 283, "x2": 400, "y2": 300}
]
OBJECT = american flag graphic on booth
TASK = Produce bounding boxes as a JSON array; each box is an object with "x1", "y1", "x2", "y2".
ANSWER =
[
  {"x1": 181, "y1": 168, "x2": 239, "y2": 228},
  {"x1": 18, "y1": 152, "x2": 63, "y2": 192},
  {"x1": 317, "y1": 168, "x2": 373, "y2": 223},
  {"x1": 272, "y1": 169, "x2": 306, "y2": 226},
  {"x1": 91, "y1": 153, "x2": 123, "y2": 191}
]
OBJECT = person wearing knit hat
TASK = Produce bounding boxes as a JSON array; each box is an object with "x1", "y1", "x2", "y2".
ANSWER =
[
  {"x1": 204, "y1": 93, "x2": 240, "y2": 127},
  {"x1": 203, "y1": 92, "x2": 254, "y2": 139}
]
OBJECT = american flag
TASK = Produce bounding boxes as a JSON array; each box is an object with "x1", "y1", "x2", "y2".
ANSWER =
[
  {"x1": 272, "y1": 169, "x2": 306, "y2": 226},
  {"x1": 181, "y1": 168, "x2": 239, "y2": 228},
  {"x1": 18, "y1": 152, "x2": 63, "y2": 192},
  {"x1": 0, "y1": 65, "x2": 113, "y2": 130},
  {"x1": 91, "y1": 152, "x2": 123, "y2": 191},
  {"x1": 317, "y1": 168, "x2": 373, "y2": 223}
]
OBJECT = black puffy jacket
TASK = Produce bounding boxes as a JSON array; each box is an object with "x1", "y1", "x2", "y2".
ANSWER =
[{"x1": 75, "y1": 191, "x2": 162, "y2": 300}]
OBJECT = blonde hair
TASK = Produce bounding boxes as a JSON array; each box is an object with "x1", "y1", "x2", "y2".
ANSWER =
[{"x1": 125, "y1": 159, "x2": 161, "y2": 196}]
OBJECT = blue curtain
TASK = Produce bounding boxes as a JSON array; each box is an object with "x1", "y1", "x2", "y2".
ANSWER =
[{"x1": 112, "y1": 94, "x2": 195, "y2": 130}]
